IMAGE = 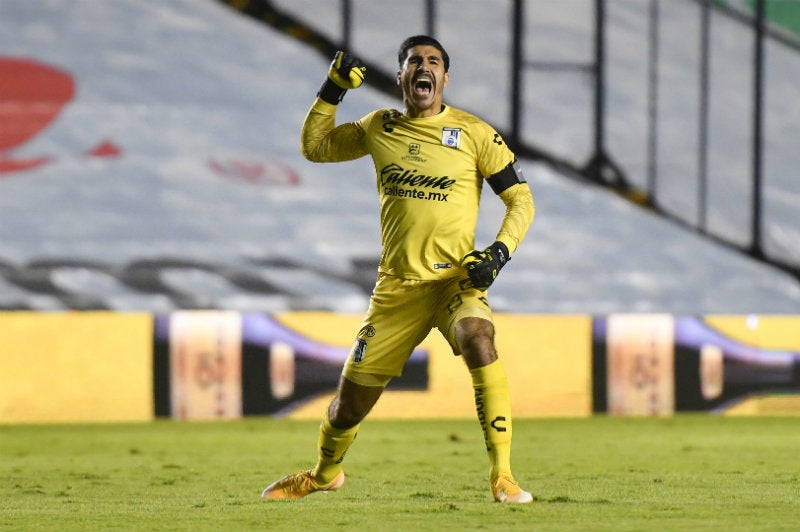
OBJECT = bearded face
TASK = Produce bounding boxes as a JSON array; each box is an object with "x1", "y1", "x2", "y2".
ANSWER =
[{"x1": 397, "y1": 44, "x2": 449, "y2": 118}]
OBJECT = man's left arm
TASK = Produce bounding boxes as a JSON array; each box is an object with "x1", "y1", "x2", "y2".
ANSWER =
[
  {"x1": 461, "y1": 160, "x2": 535, "y2": 290},
  {"x1": 490, "y1": 161, "x2": 535, "y2": 255}
]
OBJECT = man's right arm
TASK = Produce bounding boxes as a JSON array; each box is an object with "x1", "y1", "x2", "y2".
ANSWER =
[
  {"x1": 301, "y1": 100, "x2": 367, "y2": 162},
  {"x1": 300, "y1": 51, "x2": 369, "y2": 163}
]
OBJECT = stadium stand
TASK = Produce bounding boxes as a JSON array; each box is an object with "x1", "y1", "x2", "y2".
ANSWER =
[{"x1": 0, "y1": 0, "x2": 798, "y2": 313}]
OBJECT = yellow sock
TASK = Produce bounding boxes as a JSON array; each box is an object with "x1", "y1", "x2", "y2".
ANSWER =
[
  {"x1": 470, "y1": 359, "x2": 513, "y2": 479},
  {"x1": 312, "y1": 410, "x2": 359, "y2": 484}
]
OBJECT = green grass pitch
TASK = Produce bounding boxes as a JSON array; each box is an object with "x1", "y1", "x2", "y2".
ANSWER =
[{"x1": 2, "y1": 416, "x2": 798, "y2": 531}]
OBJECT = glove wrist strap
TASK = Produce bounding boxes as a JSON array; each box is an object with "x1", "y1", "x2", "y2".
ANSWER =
[
  {"x1": 490, "y1": 241, "x2": 510, "y2": 265},
  {"x1": 318, "y1": 78, "x2": 347, "y2": 105}
]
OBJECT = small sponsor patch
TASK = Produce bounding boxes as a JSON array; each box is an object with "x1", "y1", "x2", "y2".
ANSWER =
[
  {"x1": 441, "y1": 127, "x2": 461, "y2": 149},
  {"x1": 434, "y1": 263, "x2": 452, "y2": 269}
]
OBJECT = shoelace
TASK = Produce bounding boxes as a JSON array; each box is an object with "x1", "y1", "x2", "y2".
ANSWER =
[{"x1": 281, "y1": 470, "x2": 315, "y2": 491}]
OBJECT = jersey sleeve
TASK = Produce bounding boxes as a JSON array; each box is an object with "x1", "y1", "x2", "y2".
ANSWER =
[
  {"x1": 300, "y1": 98, "x2": 370, "y2": 162},
  {"x1": 495, "y1": 183, "x2": 535, "y2": 254},
  {"x1": 474, "y1": 122, "x2": 515, "y2": 181},
  {"x1": 473, "y1": 122, "x2": 534, "y2": 255}
]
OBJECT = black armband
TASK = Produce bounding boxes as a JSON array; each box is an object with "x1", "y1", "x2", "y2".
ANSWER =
[
  {"x1": 318, "y1": 78, "x2": 347, "y2": 105},
  {"x1": 487, "y1": 159, "x2": 526, "y2": 195}
]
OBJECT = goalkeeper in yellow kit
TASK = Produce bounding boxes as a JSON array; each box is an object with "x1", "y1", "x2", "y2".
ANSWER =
[{"x1": 262, "y1": 35, "x2": 535, "y2": 503}]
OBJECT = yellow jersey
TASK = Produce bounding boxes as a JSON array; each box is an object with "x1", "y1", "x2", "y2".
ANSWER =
[{"x1": 302, "y1": 99, "x2": 534, "y2": 281}]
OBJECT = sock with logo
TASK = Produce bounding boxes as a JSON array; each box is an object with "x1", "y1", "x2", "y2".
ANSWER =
[
  {"x1": 312, "y1": 410, "x2": 359, "y2": 485},
  {"x1": 470, "y1": 359, "x2": 513, "y2": 479}
]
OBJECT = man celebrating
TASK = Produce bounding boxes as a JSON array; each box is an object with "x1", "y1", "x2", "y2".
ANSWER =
[{"x1": 262, "y1": 35, "x2": 535, "y2": 503}]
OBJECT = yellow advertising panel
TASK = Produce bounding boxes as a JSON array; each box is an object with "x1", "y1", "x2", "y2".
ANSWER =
[
  {"x1": 277, "y1": 313, "x2": 593, "y2": 419},
  {"x1": 3, "y1": 311, "x2": 795, "y2": 424},
  {"x1": 704, "y1": 315, "x2": 800, "y2": 350},
  {"x1": 704, "y1": 315, "x2": 800, "y2": 416},
  {"x1": 593, "y1": 314, "x2": 800, "y2": 416},
  {"x1": 0, "y1": 312, "x2": 153, "y2": 423}
]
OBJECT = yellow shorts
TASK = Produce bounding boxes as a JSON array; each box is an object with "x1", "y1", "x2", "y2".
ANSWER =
[{"x1": 343, "y1": 273, "x2": 493, "y2": 386}]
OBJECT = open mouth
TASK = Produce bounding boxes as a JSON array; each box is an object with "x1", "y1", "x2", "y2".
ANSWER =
[{"x1": 414, "y1": 77, "x2": 432, "y2": 96}]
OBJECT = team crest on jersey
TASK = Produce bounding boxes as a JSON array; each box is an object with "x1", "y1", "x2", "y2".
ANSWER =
[
  {"x1": 441, "y1": 127, "x2": 461, "y2": 149},
  {"x1": 402, "y1": 142, "x2": 426, "y2": 162}
]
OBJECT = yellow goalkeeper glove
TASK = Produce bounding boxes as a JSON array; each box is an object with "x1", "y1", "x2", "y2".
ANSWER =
[
  {"x1": 318, "y1": 51, "x2": 367, "y2": 104},
  {"x1": 460, "y1": 241, "x2": 510, "y2": 291}
]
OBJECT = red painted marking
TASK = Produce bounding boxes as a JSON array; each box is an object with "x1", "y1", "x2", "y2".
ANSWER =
[
  {"x1": 208, "y1": 158, "x2": 301, "y2": 186},
  {"x1": 0, "y1": 154, "x2": 52, "y2": 173},
  {"x1": 0, "y1": 57, "x2": 75, "y2": 151},
  {"x1": 85, "y1": 139, "x2": 122, "y2": 158}
]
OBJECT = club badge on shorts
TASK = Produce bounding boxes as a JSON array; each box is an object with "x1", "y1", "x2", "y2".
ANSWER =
[
  {"x1": 352, "y1": 338, "x2": 367, "y2": 363},
  {"x1": 441, "y1": 127, "x2": 461, "y2": 149}
]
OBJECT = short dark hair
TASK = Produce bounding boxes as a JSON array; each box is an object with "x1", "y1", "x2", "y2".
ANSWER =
[{"x1": 397, "y1": 35, "x2": 450, "y2": 72}]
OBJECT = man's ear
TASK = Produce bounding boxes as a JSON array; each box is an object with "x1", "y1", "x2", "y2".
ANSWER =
[
  {"x1": 396, "y1": 71, "x2": 401, "y2": 85},
  {"x1": 443, "y1": 71, "x2": 450, "y2": 88}
]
